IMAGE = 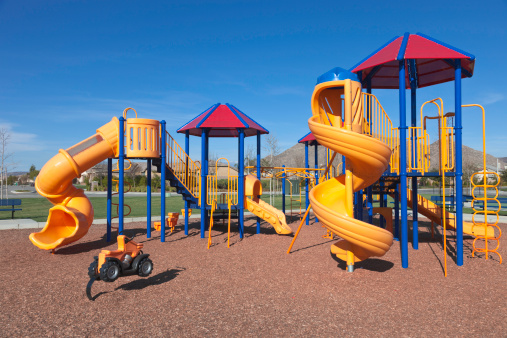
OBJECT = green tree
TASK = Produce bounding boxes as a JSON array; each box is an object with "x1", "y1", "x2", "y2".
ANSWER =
[{"x1": 28, "y1": 164, "x2": 39, "y2": 180}]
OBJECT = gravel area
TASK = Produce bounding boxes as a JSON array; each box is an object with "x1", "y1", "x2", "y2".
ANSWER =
[{"x1": 1, "y1": 216, "x2": 505, "y2": 336}]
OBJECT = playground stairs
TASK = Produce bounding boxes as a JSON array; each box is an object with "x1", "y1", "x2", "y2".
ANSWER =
[{"x1": 152, "y1": 158, "x2": 199, "y2": 209}]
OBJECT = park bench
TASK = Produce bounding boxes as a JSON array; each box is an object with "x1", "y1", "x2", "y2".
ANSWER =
[
  {"x1": 471, "y1": 197, "x2": 507, "y2": 211},
  {"x1": 0, "y1": 199, "x2": 22, "y2": 219},
  {"x1": 430, "y1": 195, "x2": 456, "y2": 207}
]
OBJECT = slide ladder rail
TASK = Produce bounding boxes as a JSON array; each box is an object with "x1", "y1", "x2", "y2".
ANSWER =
[
  {"x1": 164, "y1": 131, "x2": 201, "y2": 199},
  {"x1": 362, "y1": 93, "x2": 399, "y2": 173},
  {"x1": 463, "y1": 104, "x2": 502, "y2": 263}
]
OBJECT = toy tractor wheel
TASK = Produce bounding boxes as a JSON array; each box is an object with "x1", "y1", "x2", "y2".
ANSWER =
[
  {"x1": 88, "y1": 261, "x2": 99, "y2": 280},
  {"x1": 99, "y1": 261, "x2": 121, "y2": 282},
  {"x1": 138, "y1": 258, "x2": 153, "y2": 277}
]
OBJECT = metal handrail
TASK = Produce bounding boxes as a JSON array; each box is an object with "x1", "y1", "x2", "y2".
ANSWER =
[{"x1": 165, "y1": 131, "x2": 201, "y2": 199}]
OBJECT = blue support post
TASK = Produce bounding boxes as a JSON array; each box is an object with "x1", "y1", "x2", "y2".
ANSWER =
[
  {"x1": 314, "y1": 143, "x2": 319, "y2": 223},
  {"x1": 410, "y1": 81, "x2": 419, "y2": 250},
  {"x1": 305, "y1": 141, "x2": 309, "y2": 225},
  {"x1": 379, "y1": 180, "x2": 385, "y2": 228},
  {"x1": 282, "y1": 165, "x2": 286, "y2": 214},
  {"x1": 185, "y1": 130, "x2": 190, "y2": 235},
  {"x1": 147, "y1": 158, "x2": 152, "y2": 239},
  {"x1": 455, "y1": 59, "x2": 464, "y2": 266},
  {"x1": 394, "y1": 182, "x2": 400, "y2": 241},
  {"x1": 200, "y1": 128, "x2": 207, "y2": 238},
  {"x1": 118, "y1": 117, "x2": 125, "y2": 236},
  {"x1": 107, "y1": 158, "x2": 112, "y2": 242},
  {"x1": 367, "y1": 79, "x2": 373, "y2": 224},
  {"x1": 256, "y1": 131, "x2": 261, "y2": 233},
  {"x1": 238, "y1": 129, "x2": 245, "y2": 238},
  {"x1": 160, "y1": 121, "x2": 166, "y2": 242},
  {"x1": 399, "y1": 60, "x2": 409, "y2": 268}
]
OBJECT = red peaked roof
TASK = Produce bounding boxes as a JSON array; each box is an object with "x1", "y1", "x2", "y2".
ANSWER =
[
  {"x1": 298, "y1": 132, "x2": 320, "y2": 146},
  {"x1": 350, "y1": 33, "x2": 475, "y2": 89},
  {"x1": 177, "y1": 103, "x2": 269, "y2": 137}
]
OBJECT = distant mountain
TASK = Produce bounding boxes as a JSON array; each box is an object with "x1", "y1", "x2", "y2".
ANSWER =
[{"x1": 266, "y1": 141, "x2": 505, "y2": 172}]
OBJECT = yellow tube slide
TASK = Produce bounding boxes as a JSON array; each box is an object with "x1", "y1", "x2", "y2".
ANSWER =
[
  {"x1": 405, "y1": 190, "x2": 494, "y2": 237},
  {"x1": 244, "y1": 174, "x2": 292, "y2": 235},
  {"x1": 30, "y1": 118, "x2": 120, "y2": 250}
]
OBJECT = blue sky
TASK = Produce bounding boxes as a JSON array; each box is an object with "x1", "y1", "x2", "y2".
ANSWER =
[{"x1": 1, "y1": 0, "x2": 506, "y2": 171}]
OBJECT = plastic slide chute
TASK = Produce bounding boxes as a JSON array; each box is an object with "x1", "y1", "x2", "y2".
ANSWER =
[
  {"x1": 244, "y1": 174, "x2": 292, "y2": 235},
  {"x1": 405, "y1": 190, "x2": 495, "y2": 238},
  {"x1": 30, "y1": 118, "x2": 120, "y2": 250},
  {"x1": 308, "y1": 75, "x2": 393, "y2": 264}
]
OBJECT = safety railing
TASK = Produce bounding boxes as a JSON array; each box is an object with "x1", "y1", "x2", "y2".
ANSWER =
[
  {"x1": 206, "y1": 158, "x2": 238, "y2": 206},
  {"x1": 165, "y1": 131, "x2": 201, "y2": 199},
  {"x1": 407, "y1": 127, "x2": 430, "y2": 173},
  {"x1": 362, "y1": 93, "x2": 400, "y2": 173}
]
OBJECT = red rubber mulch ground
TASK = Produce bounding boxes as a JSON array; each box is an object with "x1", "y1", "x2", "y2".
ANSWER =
[{"x1": 1, "y1": 216, "x2": 505, "y2": 336}]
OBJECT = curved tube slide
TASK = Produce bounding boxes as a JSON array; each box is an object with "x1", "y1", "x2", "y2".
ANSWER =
[
  {"x1": 308, "y1": 117, "x2": 393, "y2": 262},
  {"x1": 244, "y1": 174, "x2": 292, "y2": 235},
  {"x1": 30, "y1": 118, "x2": 120, "y2": 250}
]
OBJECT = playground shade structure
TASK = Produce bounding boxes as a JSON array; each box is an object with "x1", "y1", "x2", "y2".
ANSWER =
[{"x1": 30, "y1": 118, "x2": 120, "y2": 250}]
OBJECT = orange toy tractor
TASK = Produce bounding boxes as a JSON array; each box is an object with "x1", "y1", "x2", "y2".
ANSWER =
[{"x1": 86, "y1": 235, "x2": 153, "y2": 300}]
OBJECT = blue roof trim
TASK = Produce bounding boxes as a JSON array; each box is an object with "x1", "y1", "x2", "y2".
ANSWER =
[
  {"x1": 349, "y1": 35, "x2": 400, "y2": 72},
  {"x1": 298, "y1": 132, "x2": 312, "y2": 144},
  {"x1": 443, "y1": 59, "x2": 473, "y2": 78},
  {"x1": 196, "y1": 103, "x2": 220, "y2": 128},
  {"x1": 317, "y1": 67, "x2": 359, "y2": 84},
  {"x1": 396, "y1": 32, "x2": 410, "y2": 61},
  {"x1": 408, "y1": 59, "x2": 418, "y2": 88},
  {"x1": 228, "y1": 104, "x2": 269, "y2": 134},
  {"x1": 362, "y1": 65, "x2": 382, "y2": 86},
  {"x1": 177, "y1": 103, "x2": 219, "y2": 132},
  {"x1": 416, "y1": 32, "x2": 475, "y2": 60},
  {"x1": 225, "y1": 103, "x2": 250, "y2": 129}
]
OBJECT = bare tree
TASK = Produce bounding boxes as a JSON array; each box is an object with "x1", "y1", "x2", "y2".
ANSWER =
[
  {"x1": 0, "y1": 128, "x2": 13, "y2": 199},
  {"x1": 263, "y1": 133, "x2": 281, "y2": 167},
  {"x1": 125, "y1": 162, "x2": 142, "y2": 187}
]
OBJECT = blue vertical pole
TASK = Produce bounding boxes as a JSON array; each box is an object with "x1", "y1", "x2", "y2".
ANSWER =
[
  {"x1": 118, "y1": 117, "x2": 125, "y2": 236},
  {"x1": 305, "y1": 141, "x2": 309, "y2": 225},
  {"x1": 399, "y1": 60, "x2": 409, "y2": 268},
  {"x1": 410, "y1": 81, "x2": 419, "y2": 250},
  {"x1": 238, "y1": 129, "x2": 245, "y2": 238},
  {"x1": 200, "y1": 129, "x2": 207, "y2": 238},
  {"x1": 282, "y1": 164, "x2": 286, "y2": 214},
  {"x1": 256, "y1": 131, "x2": 261, "y2": 233},
  {"x1": 367, "y1": 80, "x2": 373, "y2": 224},
  {"x1": 160, "y1": 121, "x2": 166, "y2": 242},
  {"x1": 379, "y1": 180, "x2": 385, "y2": 228},
  {"x1": 147, "y1": 158, "x2": 152, "y2": 239},
  {"x1": 107, "y1": 157, "x2": 112, "y2": 242},
  {"x1": 314, "y1": 143, "x2": 319, "y2": 223},
  {"x1": 455, "y1": 59, "x2": 464, "y2": 266},
  {"x1": 185, "y1": 130, "x2": 190, "y2": 235},
  {"x1": 394, "y1": 182, "x2": 400, "y2": 241}
]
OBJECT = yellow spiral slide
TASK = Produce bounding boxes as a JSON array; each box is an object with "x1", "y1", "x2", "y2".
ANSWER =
[
  {"x1": 308, "y1": 75, "x2": 393, "y2": 267},
  {"x1": 30, "y1": 118, "x2": 120, "y2": 250}
]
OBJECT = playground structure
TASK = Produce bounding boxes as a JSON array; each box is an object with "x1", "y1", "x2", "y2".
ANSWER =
[
  {"x1": 28, "y1": 32, "x2": 501, "y2": 275},
  {"x1": 29, "y1": 106, "x2": 294, "y2": 251},
  {"x1": 288, "y1": 32, "x2": 501, "y2": 274}
]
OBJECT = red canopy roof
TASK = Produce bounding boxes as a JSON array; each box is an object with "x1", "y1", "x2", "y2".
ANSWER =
[
  {"x1": 350, "y1": 33, "x2": 475, "y2": 89},
  {"x1": 177, "y1": 103, "x2": 269, "y2": 137},
  {"x1": 298, "y1": 132, "x2": 319, "y2": 146}
]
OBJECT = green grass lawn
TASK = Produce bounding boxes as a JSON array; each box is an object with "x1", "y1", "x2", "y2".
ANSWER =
[{"x1": 3, "y1": 192, "x2": 504, "y2": 222}]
